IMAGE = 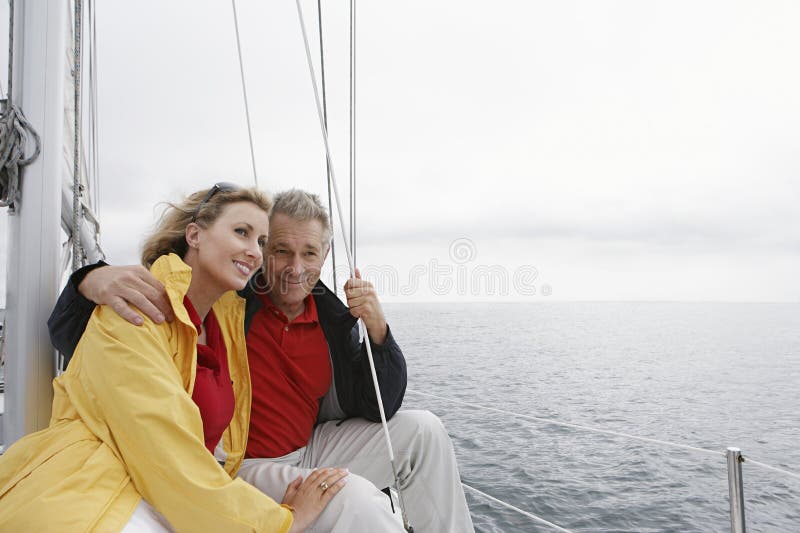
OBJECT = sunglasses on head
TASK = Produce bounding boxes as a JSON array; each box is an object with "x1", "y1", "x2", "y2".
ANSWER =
[{"x1": 190, "y1": 182, "x2": 240, "y2": 223}]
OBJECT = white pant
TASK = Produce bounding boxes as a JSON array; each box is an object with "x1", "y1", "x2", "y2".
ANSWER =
[
  {"x1": 122, "y1": 410, "x2": 473, "y2": 532},
  {"x1": 121, "y1": 500, "x2": 173, "y2": 533},
  {"x1": 238, "y1": 410, "x2": 474, "y2": 533}
]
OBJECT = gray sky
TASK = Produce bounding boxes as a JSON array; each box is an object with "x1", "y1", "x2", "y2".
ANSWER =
[{"x1": 2, "y1": 1, "x2": 799, "y2": 302}]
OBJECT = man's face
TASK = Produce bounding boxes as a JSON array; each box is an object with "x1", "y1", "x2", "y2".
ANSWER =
[{"x1": 264, "y1": 213, "x2": 327, "y2": 311}]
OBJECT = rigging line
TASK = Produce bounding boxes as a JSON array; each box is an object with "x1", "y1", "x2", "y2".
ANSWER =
[
  {"x1": 72, "y1": 0, "x2": 85, "y2": 271},
  {"x1": 230, "y1": 0, "x2": 259, "y2": 187},
  {"x1": 294, "y1": 2, "x2": 412, "y2": 531},
  {"x1": 462, "y1": 483, "x2": 573, "y2": 533},
  {"x1": 407, "y1": 389, "x2": 726, "y2": 459},
  {"x1": 87, "y1": 0, "x2": 95, "y2": 208},
  {"x1": 349, "y1": 0, "x2": 356, "y2": 266},
  {"x1": 89, "y1": 0, "x2": 99, "y2": 213},
  {"x1": 743, "y1": 458, "x2": 800, "y2": 482},
  {"x1": 316, "y1": 0, "x2": 337, "y2": 294},
  {"x1": 6, "y1": 0, "x2": 13, "y2": 106}
]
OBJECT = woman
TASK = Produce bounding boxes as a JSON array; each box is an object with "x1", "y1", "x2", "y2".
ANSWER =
[{"x1": 0, "y1": 184, "x2": 347, "y2": 532}]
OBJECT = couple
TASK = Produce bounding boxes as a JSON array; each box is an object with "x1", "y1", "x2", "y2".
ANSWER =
[{"x1": 0, "y1": 184, "x2": 474, "y2": 532}]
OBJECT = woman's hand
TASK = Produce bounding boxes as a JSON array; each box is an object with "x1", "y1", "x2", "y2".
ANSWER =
[{"x1": 283, "y1": 467, "x2": 349, "y2": 532}]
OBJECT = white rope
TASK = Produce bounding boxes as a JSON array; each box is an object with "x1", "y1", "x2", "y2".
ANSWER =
[
  {"x1": 230, "y1": 0, "x2": 258, "y2": 187},
  {"x1": 743, "y1": 458, "x2": 800, "y2": 482},
  {"x1": 413, "y1": 389, "x2": 800, "y2": 483},
  {"x1": 294, "y1": 0, "x2": 387, "y2": 455},
  {"x1": 294, "y1": 3, "x2": 413, "y2": 529},
  {"x1": 462, "y1": 483, "x2": 573, "y2": 533},
  {"x1": 294, "y1": 0, "x2": 386, "y2": 437},
  {"x1": 349, "y1": 0, "x2": 356, "y2": 265},
  {"x1": 315, "y1": 0, "x2": 338, "y2": 294},
  {"x1": 407, "y1": 389, "x2": 725, "y2": 459},
  {"x1": 72, "y1": 0, "x2": 85, "y2": 271},
  {"x1": 88, "y1": 0, "x2": 100, "y2": 213}
]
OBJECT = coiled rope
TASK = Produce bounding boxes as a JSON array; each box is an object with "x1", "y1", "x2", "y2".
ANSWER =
[
  {"x1": 0, "y1": 0, "x2": 41, "y2": 213},
  {"x1": 0, "y1": 104, "x2": 40, "y2": 212}
]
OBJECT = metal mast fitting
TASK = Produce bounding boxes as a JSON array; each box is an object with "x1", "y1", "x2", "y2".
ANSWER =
[{"x1": 726, "y1": 447, "x2": 746, "y2": 533}]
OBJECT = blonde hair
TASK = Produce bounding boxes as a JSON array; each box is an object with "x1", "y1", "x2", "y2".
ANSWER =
[
  {"x1": 271, "y1": 189, "x2": 333, "y2": 246},
  {"x1": 141, "y1": 186, "x2": 272, "y2": 268}
]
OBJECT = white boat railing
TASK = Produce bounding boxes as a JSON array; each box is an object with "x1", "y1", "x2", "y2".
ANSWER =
[
  {"x1": 462, "y1": 482, "x2": 573, "y2": 533},
  {"x1": 407, "y1": 388, "x2": 800, "y2": 532}
]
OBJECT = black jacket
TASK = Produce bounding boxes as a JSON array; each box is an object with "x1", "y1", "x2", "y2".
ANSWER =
[{"x1": 48, "y1": 263, "x2": 407, "y2": 423}]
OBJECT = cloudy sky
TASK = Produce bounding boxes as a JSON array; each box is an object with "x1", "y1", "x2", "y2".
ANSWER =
[{"x1": 2, "y1": 0, "x2": 799, "y2": 302}]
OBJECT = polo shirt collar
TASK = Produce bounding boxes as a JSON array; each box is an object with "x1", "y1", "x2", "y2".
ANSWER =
[{"x1": 261, "y1": 292, "x2": 320, "y2": 325}]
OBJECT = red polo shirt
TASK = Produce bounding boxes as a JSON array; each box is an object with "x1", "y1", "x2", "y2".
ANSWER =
[
  {"x1": 245, "y1": 293, "x2": 332, "y2": 458},
  {"x1": 184, "y1": 296, "x2": 235, "y2": 455}
]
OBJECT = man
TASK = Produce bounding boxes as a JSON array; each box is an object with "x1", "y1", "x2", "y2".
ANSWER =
[{"x1": 49, "y1": 189, "x2": 474, "y2": 532}]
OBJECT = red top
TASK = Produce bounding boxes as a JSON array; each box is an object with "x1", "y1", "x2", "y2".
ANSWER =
[
  {"x1": 184, "y1": 296, "x2": 235, "y2": 454},
  {"x1": 245, "y1": 294, "x2": 332, "y2": 458}
]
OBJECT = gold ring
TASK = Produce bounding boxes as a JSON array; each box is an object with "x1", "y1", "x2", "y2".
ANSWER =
[{"x1": 319, "y1": 481, "x2": 329, "y2": 491}]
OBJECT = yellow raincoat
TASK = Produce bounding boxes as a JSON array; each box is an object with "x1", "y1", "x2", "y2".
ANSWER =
[{"x1": 0, "y1": 254, "x2": 293, "y2": 532}]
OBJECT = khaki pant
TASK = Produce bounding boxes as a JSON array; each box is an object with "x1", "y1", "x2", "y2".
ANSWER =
[{"x1": 238, "y1": 410, "x2": 474, "y2": 533}]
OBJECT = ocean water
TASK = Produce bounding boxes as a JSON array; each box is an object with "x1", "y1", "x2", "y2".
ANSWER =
[{"x1": 385, "y1": 302, "x2": 800, "y2": 532}]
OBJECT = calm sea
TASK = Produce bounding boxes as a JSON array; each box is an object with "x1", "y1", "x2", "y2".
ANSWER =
[{"x1": 385, "y1": 302, "x2": 800, "y2": 532}]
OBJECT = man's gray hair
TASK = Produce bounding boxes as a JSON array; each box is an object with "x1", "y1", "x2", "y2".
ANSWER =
[{"x1": 271, "y1": 189, "x2": 333, "y2": 247}]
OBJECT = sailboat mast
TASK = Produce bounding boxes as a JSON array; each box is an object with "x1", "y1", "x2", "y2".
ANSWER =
[{"x1": 2, "y1": 0, "x2": 68, "y2": 446}]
